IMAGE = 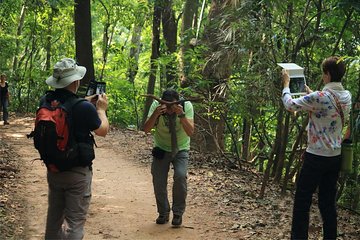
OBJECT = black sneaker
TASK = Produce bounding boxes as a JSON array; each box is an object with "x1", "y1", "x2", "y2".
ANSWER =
[
  {"x1": 156, "y1": 214, "x2": 169, "y2": 224},
  {"x1": 171, "y1": 214, "x2": 182, "y2": 226}
]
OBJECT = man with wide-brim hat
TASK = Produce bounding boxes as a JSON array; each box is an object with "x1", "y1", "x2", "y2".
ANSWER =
[
  {"x1": 41, "y1": 57, "x2": 109, "y2": 239},
  {"x1": 46, "y1": 58, "x2": 87, "y2": 88}
]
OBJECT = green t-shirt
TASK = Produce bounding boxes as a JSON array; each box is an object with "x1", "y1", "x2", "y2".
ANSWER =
[{"x1": 147, "y1": 100, "x2": 194, "y2": 152}]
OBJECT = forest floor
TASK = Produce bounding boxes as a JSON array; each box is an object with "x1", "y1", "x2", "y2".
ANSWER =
[{"x1": 0, "y1": 114, "x2": 359, "y2": 240}]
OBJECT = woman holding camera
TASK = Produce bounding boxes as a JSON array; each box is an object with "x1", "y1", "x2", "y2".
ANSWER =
[{"x1": 282, "y1": 56, "x2": 352, "y2": 239}]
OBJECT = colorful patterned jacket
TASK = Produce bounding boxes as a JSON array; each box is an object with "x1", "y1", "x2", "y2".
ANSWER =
[{"x1": 282, "y1": 82, "x2": 352, "y2": 157}]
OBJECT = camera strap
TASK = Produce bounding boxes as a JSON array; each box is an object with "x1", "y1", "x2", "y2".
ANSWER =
[{"x1": 326, "y1": 89, "x2": 344, "y2": 127}]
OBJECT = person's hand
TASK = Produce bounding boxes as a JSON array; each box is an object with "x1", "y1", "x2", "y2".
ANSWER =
[
  {"x1": 85, "y1": 94, "x2": 98, "y2": 105},
  {"x1": 282, "y1": 69, "x2": 290, "y2": 88},
  {"x1": 96, "y1": 93, "x2": 108, "y2": 111},
  {"x1": 171, "y1": 104, "x2": 184, "y2": 116},
  {"x1": 304, "y1": 84, "x2": 313, "y2": 94},
  {"x1": 85, "y1": 94, "x2": 96, "y2": 101},
  {"x1": 154, "y1": 104, "x2": 167, "y2": 117}
]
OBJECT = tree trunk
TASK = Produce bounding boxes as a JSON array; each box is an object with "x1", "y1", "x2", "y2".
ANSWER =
[
  {"x1": 241, "y1": 117, "x2": 252, "y2": 161},
  {"x1": 98, "y1": 0, "x2": 118, "y2": 81},
  {"x1": 12, "y1": 3, "x2": 27, "y2": 75},
  {"x1": 272, "y1": 2, "x2": 292, "y2": 178},
  {"x1": 99, "y1": 0, "x2": 110, "y2": 81},
  {"x1": 180, "y1": 0, "x2": 199, "y2": 86},
  {"x1": 141, "y1": 2, "x2": 161, "y2": 129},
  {"x1": 127, "y1": 24, "x2": 143, "y2": 84},
  {"x1": 259, "y1": 107, "x2": 284, "y2": 197},
  {"x1": 45, "y1": 7, "x2": 57, "y2": 71},
  {"x1": 74, "y1": 0, "x2": 95, "y2": 87},
  {"x1": 191, "y1": 0, "x2": 235, "y2": 152},
  {"x1": 161, "y1": 0, "x2": 177, "y2": 86},
  {"x1": 281, "y1": 118, "x2": 307, "y2": 195},
  {"x1": 259, "y1": 137, "x2": 278, "y2": 199},
  {"x1": 127, "y1": 24, "x2": 143, "y2": 129},
  {"x1": 274, "y1": 113, "x2": 290, "y2": 183}
]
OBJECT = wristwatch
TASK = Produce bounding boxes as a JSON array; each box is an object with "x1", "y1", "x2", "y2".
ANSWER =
[{"x1": 178, "y1": 113, "x2": 186, "y2": 118}]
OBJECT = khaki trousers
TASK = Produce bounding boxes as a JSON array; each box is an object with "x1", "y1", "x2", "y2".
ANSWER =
[{"x1": 45, "y1": 166, "x2": 92, "y2": 240}]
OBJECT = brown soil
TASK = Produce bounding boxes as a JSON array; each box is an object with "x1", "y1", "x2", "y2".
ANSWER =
[{"x1": 0, "y1": 115, "x2": 359, "y2": 240}]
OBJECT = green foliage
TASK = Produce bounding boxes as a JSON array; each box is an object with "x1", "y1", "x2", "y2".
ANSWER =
[
  {"x1": 338, "y1": 53, "x2": 360, "y2": 207},
  {"x1": 338, "y1": 0, "x2": 360, "y2": 11},
  {"x1": 0, "y1": 0, "x2": 360, "y2": 210},
  {"x1": 107, "y1": 79, "x2": 141, "y2": 127}
]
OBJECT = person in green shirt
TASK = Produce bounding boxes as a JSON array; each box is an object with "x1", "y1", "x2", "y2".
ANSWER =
[{"x1": 144, "y1": 89, "x2": 194, "y2": 227}]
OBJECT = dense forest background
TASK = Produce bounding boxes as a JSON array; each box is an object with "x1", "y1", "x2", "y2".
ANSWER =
[{"x1": 1, "y1": 0, "x2": 360, "y2": 213}]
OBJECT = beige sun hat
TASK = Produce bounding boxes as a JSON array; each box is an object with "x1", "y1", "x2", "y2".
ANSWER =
[{"x1": 46, "y1": 58, "x2": 86, "y2": 88}]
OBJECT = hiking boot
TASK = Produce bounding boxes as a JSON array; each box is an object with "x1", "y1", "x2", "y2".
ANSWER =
[
  {"x1": 171, "y1": 214, "x2": 182, "y2": 226},
  {"x1": 156, "y1": 214, "x2": 169, "y2": 224},
  {"x1": 3, "y1": 121, "x2": 9, "y2": 125}
]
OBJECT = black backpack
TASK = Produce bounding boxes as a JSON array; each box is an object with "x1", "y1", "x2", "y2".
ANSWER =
[{"x1": 28, "y1": 91, "x2": 86, "y2": 172}]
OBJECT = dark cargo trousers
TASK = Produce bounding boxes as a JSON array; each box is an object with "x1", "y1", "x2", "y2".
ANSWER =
[
  {"x1": 291, "y1": 152, "x2": 341, "y2": 240},
  {"x1": 151, "y1": 150, "x2": 189, "y2": 217},
  {"x1": 45, "y1": 166, "x2": 92, "y2": 240}
]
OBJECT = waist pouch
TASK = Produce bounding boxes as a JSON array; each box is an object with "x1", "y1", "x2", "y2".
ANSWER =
[{"x1": 152, "y1": 147, "x2": 166, "y2": 159}]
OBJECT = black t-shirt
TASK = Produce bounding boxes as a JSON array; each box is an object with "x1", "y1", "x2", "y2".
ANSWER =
[
  {"x1": 72, "y1": 100, "x2": 102, "y2": 142},
  {"x1": 0, "y1": 82, "x2": 9, "y2": 100}
]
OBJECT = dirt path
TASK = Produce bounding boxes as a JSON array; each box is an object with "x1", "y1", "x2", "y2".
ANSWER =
[
  {"x1": 2, "y1": 116, "x2": 360, "y2": 240},
  {"x1": 2, "y1": 116, "x2": 236, "y2": 240}
]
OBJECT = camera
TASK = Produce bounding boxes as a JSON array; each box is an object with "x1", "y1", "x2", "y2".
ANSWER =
[
  {"x1": 277, "y1": 63, "x2": 306, "y2": 95},
  {"x1": 86, "y1": 81, "x2": 106, "y2": 96}
]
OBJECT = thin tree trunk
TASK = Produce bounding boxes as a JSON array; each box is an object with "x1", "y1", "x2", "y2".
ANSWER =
[
  {"x1": 180, "y1": 0, "x2": 199, "y2": 86},
  {"x1": 332, "y1": 9, "x2": 353, "y2": 56},
  {"x1": 127, "y1": 24, "x2": 143, "y2": 129},
  {"x1": 141, "y1": 2, "x2": 161, "y2": 129},
  {"x1": 274, "y1": 113, "x2": 290, "y2": 183},
  {"x1": 98, "y1": 0, "x2": 118, "y2": 81},
  {"x1": 45, "y1": 7, "x2": 56, "y2": 71},
  {"x1": 161, "y1": 0, "x2": 177, "y2": 86},
  {"x1": 260, "y1": 107, "x2": 284, "y2": 198},
  {"x1": 281, "y1": 118, "x2": 308, "y2": 195},
  {"x1": 12, "y1": 3, "x2": 27, "y2": 74},
  {"x1": 127, "y1": 24, "x2": 143, "y2": 84},
  {"x1": 272, "y1": 2, "x2": 292, "y2": 179},
  {"x1": 259, "y1": 138, "x2": 277, "y2": 199},
  {"x1": 100, "y1": 0, "x2": 110, "y2": 81},
  {"x1": 271, "y1": 107, "x2": 285, "y2": 177},
  {"x1": 196, "y1": 0, "x2": 206, "y2": 40},
  {"x1": 241, "y1": 118, "x2": 251, "y2": 161}
]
